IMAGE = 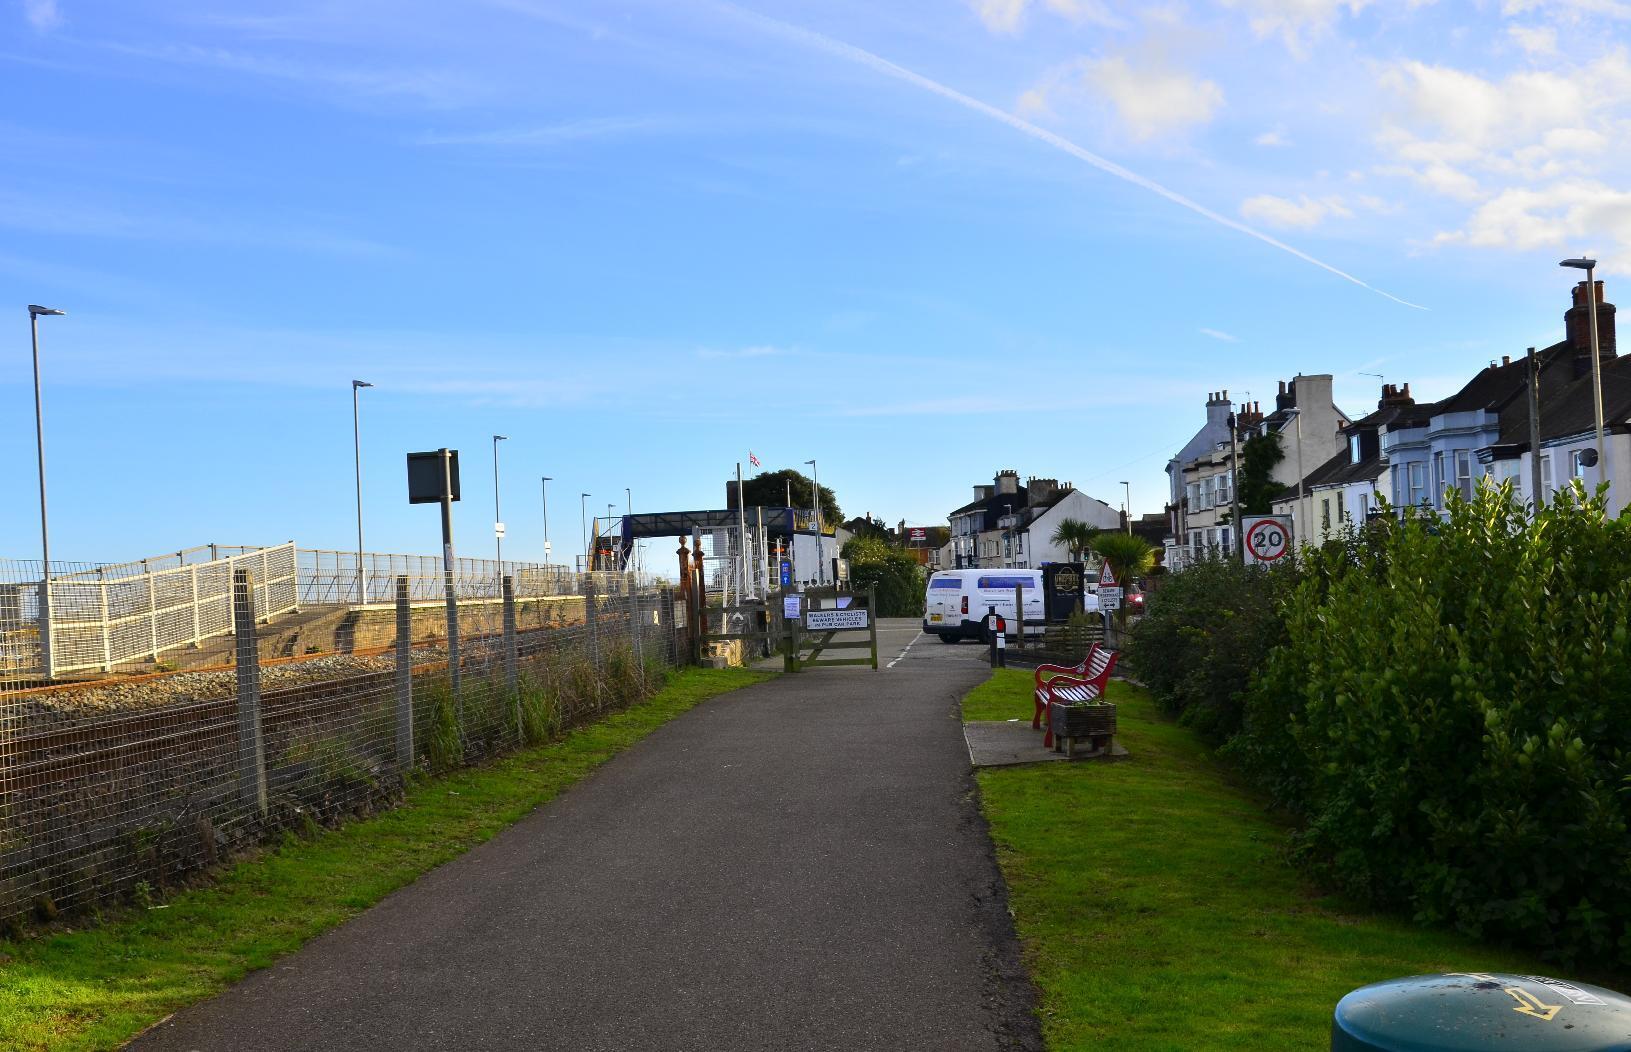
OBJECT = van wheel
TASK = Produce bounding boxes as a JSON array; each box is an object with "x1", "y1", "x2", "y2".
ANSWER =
[{"x1": 938, "y1": 633, "x2": 958, "y2": 644}]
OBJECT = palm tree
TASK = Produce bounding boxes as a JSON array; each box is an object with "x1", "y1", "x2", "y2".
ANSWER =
[
  {"x1": 1050, "y1": 518, "x2": 1097, "y2": 564},
  {"x1": 1091, "y1": 532, "x2": 1157, "y2": 636}
]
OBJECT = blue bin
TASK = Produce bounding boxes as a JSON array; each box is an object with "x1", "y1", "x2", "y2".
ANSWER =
[{"x1": 1333, "y1": 973, "x2": 1631, "y2": 1051}]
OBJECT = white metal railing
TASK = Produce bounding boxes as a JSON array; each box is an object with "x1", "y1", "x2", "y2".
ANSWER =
[
  {"x1": 296, "y1": 549, "x2": 568, "y2": 605},
  {"x1": 45, "y1": 543, "x2": 300, "y2": 676}
]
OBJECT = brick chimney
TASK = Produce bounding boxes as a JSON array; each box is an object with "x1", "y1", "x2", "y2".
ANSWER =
[
  {"x1": 1029, "y1": 478, "x2": 1060, "y2": 503},
  {"x1": 1565, "y1": 280, "x2": 1617, "y2": 379},
  {"x1": 1378, "y1": 382, "x2": 1414, "y2": 408},
  {"x1": 1237, "y1": 400, "x2": 1264, "y2": 428},
  {"x1": 995, "y1": 469, "x2": 1020, "y2": 496},
  {"x1": 1275, "y1": 379, "x2": 1294, "y2": 411}
]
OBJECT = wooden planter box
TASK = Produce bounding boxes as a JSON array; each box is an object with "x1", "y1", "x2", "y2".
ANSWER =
[{"x1": 1050, "y1": 702, "x2": 1116, "y2": 755}]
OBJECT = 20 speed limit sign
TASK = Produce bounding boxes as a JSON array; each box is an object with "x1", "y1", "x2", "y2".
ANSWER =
[{"x1": 1243, "y1": 516, "x2": 1293, "y2": 565}]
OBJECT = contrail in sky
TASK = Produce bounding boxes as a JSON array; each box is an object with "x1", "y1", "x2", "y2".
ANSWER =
[{"x1": 714, "y1": 2, "x2": 1428, "y2": 311}]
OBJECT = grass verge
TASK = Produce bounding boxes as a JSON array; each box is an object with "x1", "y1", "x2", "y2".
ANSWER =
[
  {"x1": 0, "y1": 666, "x2": 770, "y2": 1052},
  {"x1": 967, "y1": 669, "x2": 1627, "y2": 1050}
]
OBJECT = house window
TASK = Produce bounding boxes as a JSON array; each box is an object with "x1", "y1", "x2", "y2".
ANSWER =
[
  {"x1": 1455, "y1": 450, "x2": 1473, "y2": 500},
  {"x1": 1187, "y1": 481, "x2": 1199, "y2": 508},
  {"x1": 1540, "y1": 454, "x2": 1554, "y2": 501},
  {"x1": 1572, "y1": 449, "x2": 1591, "y2": 480},
  {"x1": 1321, "y1": 498, "x2": 1331, "y2": 532},
  {"x1": 1350, "y1": 433, "x2": 1362, "y2": 463},
  {"x1": 1408, "y1": 462, "x2": 1426, "y2": 504},
  {"x1": 1220, "y1": 526, "x2": 1232, "y2": 554},
  {"x1": 1358, "y1": 492, "x2": 1369, "y2": 519},
  {"x1": 1432, "y1": 452, "x2": 1445, "y2": 502}
]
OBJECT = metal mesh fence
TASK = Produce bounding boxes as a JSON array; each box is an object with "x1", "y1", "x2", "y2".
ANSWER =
[{"x1": 0, "y1": 568, "x2": 679, "y2": 930}]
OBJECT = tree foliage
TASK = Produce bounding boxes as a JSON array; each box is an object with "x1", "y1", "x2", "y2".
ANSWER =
[
  {"x1": 1228, "y1": 481, "x2": 1631, "y2": 966},
  {"x1": 1236, "y1": 430, "x2": 1285, "y2": 515},
  {"x1": 741, "y1": 469, "x2": 842, "y2": 522},
  {"x1": 841, "y1": 535, "x2": 925, "y2": 617},
  {"x1": 1049, "y1": 517, "x2": 1098, "y2": 563}
]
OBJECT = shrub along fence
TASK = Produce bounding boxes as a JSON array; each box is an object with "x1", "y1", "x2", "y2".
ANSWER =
[
  {"x1": 1221, "y1": 483, "x2": 1631, "y2": 967},
  {"x1": 0, "y1": 569, "x2": 679, "y2": 930}
]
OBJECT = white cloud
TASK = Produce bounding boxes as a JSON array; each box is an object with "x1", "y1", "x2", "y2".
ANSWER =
[
  {"x1": 23, "y1": 0, "x2": 61, "y2": 31},
  {"x1": 1255, "y1": 129, "x2": 1289, "y2": 146},
  {"x1": 968, "y1": 0, "x2": 1122, "y2": 33},
  {"x1": 1221, "y1": 0, "x2": 1372, "y2": 56},
  {"x1": 1083, "y1": 57, "x2": 1225, "y2": 140},
  {"x1": 1502, "y1": 0, "x2": 1631, "y2": 18},
  {"x1": 1436, "y1": 180, "x2": 1631, "y2": 259},
  {"x1": 1239, "y1": 193, "x2": 1353, "y2": 228},
  {"x1": 1199, "y1": 328, "x2": 1240, "y2": 342},
  {"x1": 1508, "y1": 24, "x2": 1558, "y2": 55}
]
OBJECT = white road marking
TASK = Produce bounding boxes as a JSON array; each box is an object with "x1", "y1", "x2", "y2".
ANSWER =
[{"x1": 887, "y1": 632, "x2": 924, "y2": 669}]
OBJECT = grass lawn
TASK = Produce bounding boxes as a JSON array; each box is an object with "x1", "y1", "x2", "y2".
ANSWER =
[
  {"x1": 0, "y1": 666, "x2": 770, "y2": 1052},
  {"x1": 968, "y1": 670, "x2": 1626, "y2": 1050}
]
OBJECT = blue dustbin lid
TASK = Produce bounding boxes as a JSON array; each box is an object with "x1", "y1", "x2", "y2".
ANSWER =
[{"x1": 1333, "y1": 974, "x2": 1631, "y2": 1052}]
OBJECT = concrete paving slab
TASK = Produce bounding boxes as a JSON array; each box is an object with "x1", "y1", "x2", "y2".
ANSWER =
[{"x1": 964, "y1": 720, "x2": 1128, "y2": 768}]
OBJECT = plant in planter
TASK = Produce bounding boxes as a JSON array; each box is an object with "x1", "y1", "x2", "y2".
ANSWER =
[{"x1": 1049, "y1": 699, "x2": 1117, "y2": 756}]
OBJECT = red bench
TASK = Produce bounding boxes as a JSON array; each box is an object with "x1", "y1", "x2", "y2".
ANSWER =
[
  {"x1": 1036, "y1": 649, "x2": 1118, "y2": 750},
  {"x1": 1032, "y1": 644, "x2": 1108, "y2": 729}
]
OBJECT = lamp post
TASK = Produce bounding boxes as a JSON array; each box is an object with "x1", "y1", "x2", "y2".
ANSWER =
[
  {"x1": 1561, "y1": 257, "x2": 1608, "y2": 501},
  {"x1": 541, "y1": 476, "x2": 552, "y2": 565},
  {"x1": 804, "y1": 458, "x2": 823, "y2": 585},
  {"x1": 492, "y1": 435, "x2": 508, "y2": 569},
  {"x1": 28, "y1": 304, "x2": 65, "y2": 681},
  {"x1": 580, "y1": 492, "x2": 591, "y2": 573},
  {"x1": 351, "y1": 380, "x2": 372, "y2": 603},
  {"x1": 1120, "y1": 481, "x2": 1132, "y2": 534}
]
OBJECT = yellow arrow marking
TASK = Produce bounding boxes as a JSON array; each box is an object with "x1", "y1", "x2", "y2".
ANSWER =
[{"x1": 1505, "y1": 987, "x2": 1562, "y2": 1022}]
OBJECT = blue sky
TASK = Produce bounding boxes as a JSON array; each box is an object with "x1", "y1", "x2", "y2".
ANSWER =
[{"x1": 4, "y1": 0, "x2": 1629, "y2": 569}]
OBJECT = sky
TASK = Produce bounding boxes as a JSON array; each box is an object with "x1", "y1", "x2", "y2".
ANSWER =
[{"x1": 4, "y1": 0, "x2": 1631, "y2": 570}]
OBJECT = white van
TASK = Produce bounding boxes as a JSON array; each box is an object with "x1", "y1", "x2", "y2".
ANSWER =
[{"x1": 923, "y1": 570, "x2": 1070, "y2": 643}]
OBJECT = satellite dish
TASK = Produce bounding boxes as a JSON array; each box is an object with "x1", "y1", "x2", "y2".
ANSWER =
[{"x1": 1579, "y1": 448, "x2": 1600, "y2": 468}]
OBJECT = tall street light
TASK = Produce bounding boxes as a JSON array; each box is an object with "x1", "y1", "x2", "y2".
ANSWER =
[
  {"x1": 1120, "y1": 481, "x2": 1132, "y2": 535},
  {"x1": 492, "y1": 435, "x2": 508, "y2": 569},
  {"x1": 804, "y1": 459, "x2": 823, "y2": 585},
  {"x1": 580, "y1": 493, "x2": 591, "y2": 573},
  {"x1": 28, "y1": 304, "x2": 65, "y2": 681},
  {"x1": 541, "y1": 476, "x2": 552, "y2": 565},
  {"x1": 1561, "y1": 257, "x2": 1608, "y2": 498},
  {"x1": 351, "y1": 380, "x2": 373, "y2": 604}
]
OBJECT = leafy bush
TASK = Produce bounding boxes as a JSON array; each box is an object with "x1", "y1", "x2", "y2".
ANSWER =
[
  {"x1": 841, "y1": 535, "x2": 926, "y2": 617},
  {"x1": 1126, "y1": 554, "x2": 1298, "y2": 742},
  {"x1": 1229, "y1": 482, "x2": 1631, "y2": 966}
]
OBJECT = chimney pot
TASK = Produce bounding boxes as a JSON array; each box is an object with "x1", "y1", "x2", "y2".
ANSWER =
[{"x1": 1502, "y1": 355, "x2": 1512, "y2": 366}]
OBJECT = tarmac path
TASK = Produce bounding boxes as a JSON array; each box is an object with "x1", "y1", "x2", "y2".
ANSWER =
[{"x1": 132, "y1": 619, "x2": 1041, "y2": 1051}]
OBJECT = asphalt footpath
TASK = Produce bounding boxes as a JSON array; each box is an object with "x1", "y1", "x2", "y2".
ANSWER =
[{"x1": 131, "y1": 618, "x2": 1041, "y2": 1052}]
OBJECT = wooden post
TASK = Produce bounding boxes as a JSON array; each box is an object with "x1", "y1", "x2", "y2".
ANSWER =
[
  {"x1": 394, "y1": 575, "x2": 413, "y2": 770},
  {"x1": 868, "y1": 583, "x2": 879, "y2": 670},
  {"x1": 232, "y1": 569, "x2": 267, "y2": 816}
]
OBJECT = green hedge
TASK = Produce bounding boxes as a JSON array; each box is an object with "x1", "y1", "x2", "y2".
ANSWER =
[
  {"x1": 1228, "y1": 483, "x2": 1631, "y2": 966},
  {"x1": 1126, "y1": 555, "x2": 1298, "y2": 742}
]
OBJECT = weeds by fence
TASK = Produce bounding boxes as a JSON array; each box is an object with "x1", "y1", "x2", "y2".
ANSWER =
[{"x1": 0, "y1": 567, "x2": 680, "y2": 931}]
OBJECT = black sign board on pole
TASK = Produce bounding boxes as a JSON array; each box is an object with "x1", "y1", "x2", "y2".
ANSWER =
[
  {"x1": 1042, "y1": 562, "x2": 1086, "y2": 623},
  {"x1": 407, "y1": 450, "x2": 460, "y2": 504}
]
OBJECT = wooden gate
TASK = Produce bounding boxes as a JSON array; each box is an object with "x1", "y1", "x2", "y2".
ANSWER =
[{"x1": 778, "y1": 585, "x2": 879, "y2": 672}]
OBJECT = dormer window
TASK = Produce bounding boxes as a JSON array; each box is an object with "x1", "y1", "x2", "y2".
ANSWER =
[{"x1": 1349, "y1": 433, "x2": 1362, "y2": 464}]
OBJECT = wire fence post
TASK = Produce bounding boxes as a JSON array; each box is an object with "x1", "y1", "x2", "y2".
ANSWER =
[
  {"x1": 628, "y1": 572, "x2": 643, "y2": 673},
  {"x1": 502, "y1": 573, "x2": 518, "y2": 699},
  {"x1": 232, "y1": 569, "x2": 267, "y2": 816},
  {"x1": 395, "y1": 574, "x2": 413, "y2": 771},
  {"x1": 444, "y1": 565, "x2": 461, "y2": 702}
]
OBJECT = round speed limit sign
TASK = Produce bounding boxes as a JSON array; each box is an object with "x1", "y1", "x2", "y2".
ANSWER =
[{"x1": 1245, "y1": 518, "x2": 1291, "y2": 563}]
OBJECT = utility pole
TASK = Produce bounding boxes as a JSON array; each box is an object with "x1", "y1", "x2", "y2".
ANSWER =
[
  {"x1": 351, "y1": 380, "x2": 372, "y2": 603},
  {"x1": 492, "y1": 434, "x2": 508, "y2": 569},
  {"x1": 1228, "y1": 410, "x2": 1244, "y2": 563},
  {"x1": 1528, "y1": 347, "x2": 1544, "y2": 511},
  {"x1": 805, "y1": 459, "x2": 823, "y2": 585},
  {"x1": 28, "y1": 305, "x2": 65, "y2": 681}
]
